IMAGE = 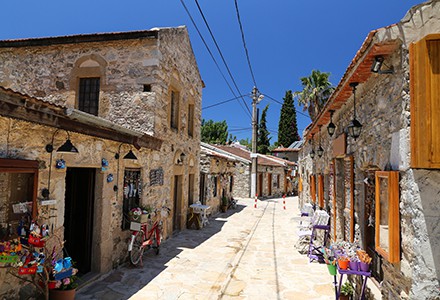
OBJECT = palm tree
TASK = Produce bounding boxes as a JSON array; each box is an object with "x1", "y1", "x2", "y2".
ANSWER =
[{"x1": 295, "y1": 70, "x2": 334, "y2": 120}]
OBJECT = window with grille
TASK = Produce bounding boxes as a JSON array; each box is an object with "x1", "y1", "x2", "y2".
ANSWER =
[
  {"x1": 78, "y1": 78, "x2": 100, "y2": 116},
  {"x1": 122, "y1": 169, "x2": 142, "y2": 230}
]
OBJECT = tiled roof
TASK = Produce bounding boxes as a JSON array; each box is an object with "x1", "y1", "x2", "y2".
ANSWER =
[
  {"x1": 0, "y1": 29, "x2": 161, "y2": 47},
  {"x1": 215, "y1": 145, "x2": 287, "y2": 167}
]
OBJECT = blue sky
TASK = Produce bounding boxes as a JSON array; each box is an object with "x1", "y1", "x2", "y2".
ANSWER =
[{"x1": 0, "y1": 0, "x2": 423, "y2": 143}]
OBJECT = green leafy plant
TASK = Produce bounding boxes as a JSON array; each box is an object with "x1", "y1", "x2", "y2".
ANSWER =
[
  {"x1": 221, "y1": 197, "x2": 228, "y2": 206},
  {"x1": 340, "y1": 281, "x2": 354, "y2": 296}
]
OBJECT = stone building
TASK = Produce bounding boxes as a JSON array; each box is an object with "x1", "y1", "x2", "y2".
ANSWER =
[
  {"x1": 0, "y1": 27, "x2": 203, "y2": 296},
  {"x1": 299, "y1": 1, "x2": 440, "y2": 299},
  {"x1": 214, "y1": 144, "x2": 293, "y2": 198},
  {"x1": 199, "y1": 143, "x2": 237, "y2": 214},
  {"x1": 271, "y1": 140, "x2": 303, "y2": 163}
]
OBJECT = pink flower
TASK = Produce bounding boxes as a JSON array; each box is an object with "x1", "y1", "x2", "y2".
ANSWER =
[
  {"x1": 55, "y1": 281, "x2": 62, "y2": 289},
  {"x1": 62, "y1": 278, "x2": 70, "y2": 285}
]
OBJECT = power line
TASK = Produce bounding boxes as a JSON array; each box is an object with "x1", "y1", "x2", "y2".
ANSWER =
[
  {"x1": 229, "y1": 127, "x2": 252, "y2": 132},
  {"x1": 193, "y1": 0, "x2": 252, "y2": 117},
  {"x1": 262, "y1": 93, "x2": 310, "y2": 118},
  {"x1": 234, "y1": 0, "x2": 257, "y2": 88},
  {"x1": 179, "y1": 0, "x2": 251, "y2": 119},
  {"x1": 202, "y1": 94, "x2": 250, "y2": 110}
]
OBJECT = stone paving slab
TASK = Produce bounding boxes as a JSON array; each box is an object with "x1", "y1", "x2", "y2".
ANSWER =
[{"x1": 76, "y1": 196, "x2": 335, "y2": 299}]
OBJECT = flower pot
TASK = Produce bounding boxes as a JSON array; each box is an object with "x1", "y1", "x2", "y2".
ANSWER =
[
  {"x1": 349, "y1": 261, "x2": 359, "y2": 271},
  {"x1": 327, "y1": 264, "x2": 337, "y2": 276},
  {"x1": 339, "y1": 295, "x2": 350, "y2": 300},
  {"x1": 338, "y1": 259, "x2": 349, "y2": 270},
  {"x1": 221, "y1": 205, "x2": 228, "y2": 213},
  {"x1": 360, "y1": 262, "x2": 370, "y2": 272},
  {"x1": 49, "y1": 289, "x2": 76, "y2": 300}
]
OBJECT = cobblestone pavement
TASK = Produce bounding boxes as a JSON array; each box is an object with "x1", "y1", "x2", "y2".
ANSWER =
[{"x1": 76, "y1": 196, "x2": 335, "y2": 299}]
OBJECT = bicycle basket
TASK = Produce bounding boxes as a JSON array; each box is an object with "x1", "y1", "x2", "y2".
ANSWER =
[{"x1": 130, "y1": 222, "x2": 141, "y2": 231}]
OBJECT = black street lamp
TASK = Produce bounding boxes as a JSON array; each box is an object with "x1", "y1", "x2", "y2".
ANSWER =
[
  {"x1": 347, "y1": 82, "x2": 362, "y2": 139},
  {"x1": 327, "y1": 110, "x2": 336, "y2": 137}
]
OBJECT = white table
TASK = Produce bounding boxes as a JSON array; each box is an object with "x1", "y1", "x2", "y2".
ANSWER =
[{"x1": 190, "y1": 204, "x2": 210, "y2": 227}]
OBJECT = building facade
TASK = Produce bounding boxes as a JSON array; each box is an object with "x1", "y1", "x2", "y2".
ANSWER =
[
  {"x1": 299, "y1": 2, "x2": 440, "y2": 299},
  {"x1": 0, "y1": 27, "x2": 203, "y2": 296}
]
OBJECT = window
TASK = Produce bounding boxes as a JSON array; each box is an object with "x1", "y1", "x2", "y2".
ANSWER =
[
  {"x1": 78, "y1": 78, "x2": 100, "y2": 116},
  {"x1": 188, "y1": 104, "x2": 194, "y2": 137},
  {"x1": 170, "y1": 90, "x2": 179, "y2": 130},
  {"x1": 122, "y1": 169, "x2": 142, "y2": 230},
  {"x1": 0, "y1": 159, "x2": 38, "y2": 241},
  {"x1": 410, "y1": 34, "x2": 440, "y2": 168},
  {"x1": 375, "y1": 171, "x2": 400, "y2": 263},
  {"x1": 276, "y1": 174, "x2": 280, "y2": 189},
  {"x1": 143, "y1": 84, "x2": 151, "y2": 92}
]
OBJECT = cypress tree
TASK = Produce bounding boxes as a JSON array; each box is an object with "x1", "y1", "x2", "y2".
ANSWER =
[
  {"x1": 277, "y1": 90, "x2": 300, "y2": 147},
  {"x1": 258, "y1": 104, "x2": 271, "y2": 154}
]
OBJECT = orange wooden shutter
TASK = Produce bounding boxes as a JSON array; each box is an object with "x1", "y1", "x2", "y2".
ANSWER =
[
  {"x1": 318, "y1": 174, "x2": 324, "y2": 209},
  {"x1": 410, "y1": 34, "x2": 440, "y2": 168},
  {"x1": 310, "y1": 175, "x2": 316, "y2": 204},
  {"x1": 298, "y1": 175, "x2": 303, "y2": 192}
]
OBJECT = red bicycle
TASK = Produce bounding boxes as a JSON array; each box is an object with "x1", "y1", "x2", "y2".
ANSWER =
[{"x1": 128, "y1": 206, "x2": 170, "y2": 266}]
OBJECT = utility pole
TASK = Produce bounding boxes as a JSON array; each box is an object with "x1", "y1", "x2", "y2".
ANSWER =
[{"x1": 251, "y1": 86, "x2": 263, "y2": 198}]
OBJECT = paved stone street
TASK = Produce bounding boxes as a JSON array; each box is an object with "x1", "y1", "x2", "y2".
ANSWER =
[{"x1": 76, "y1": 196, "x2": 334, "y2": 299}]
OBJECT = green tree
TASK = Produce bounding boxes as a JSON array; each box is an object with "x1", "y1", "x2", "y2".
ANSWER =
[
  {"x1": 278, "y1": 90, "x2": 300, "y2": 147},
  {"x1": 295, "y1": 70, "x2": 334, "y2": 120},
  {"x1": 238, "y1": 138, "x2": 251, "y2": 149},
  {"x1": 201, "y1": 119, "x2": 229, "y2": 144},
  {"x1": 257, "y1": 104, "x2": 271, "y2": 154}
]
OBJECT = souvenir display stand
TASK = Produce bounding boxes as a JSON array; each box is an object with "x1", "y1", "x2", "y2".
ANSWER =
[{"x1": 336, "y1": 266, "x2": 371, "y2": 300}]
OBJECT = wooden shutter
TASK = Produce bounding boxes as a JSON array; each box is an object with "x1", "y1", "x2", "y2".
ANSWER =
[
  {"x1": 318, "y1": 174, "x2": 324, "y2": 209},
  {"x1": 410, "y1": 34, "x2": 440, "y2": 168},
  {"x1": 310, "y1": 175, "x2": 316, "y2": 204},
  {"x1": 298, "y1": 175, "x2": 303, "y2": 192}
]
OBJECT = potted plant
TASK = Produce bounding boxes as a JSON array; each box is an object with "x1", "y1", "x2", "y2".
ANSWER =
[
  {"x1": 221, "y1": 197, "x2": 228, "y2": 212},
  {"x1": 339, "y1": 281, "x2": 354, "y2": 300}
]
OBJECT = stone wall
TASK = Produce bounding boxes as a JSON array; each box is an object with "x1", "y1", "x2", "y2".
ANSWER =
[
  {"x1": 232, "y1": 161, "x2": 250, "y2": 198},
  {"x1": 0, "y1": 27, "x2": 203, "y2": 295},
  {"x1": 0, "y1": 115, "x2": 157, "y2": 296},
  {"x1": 299, "y1": 2, "x2": 440, "y2": 299}
]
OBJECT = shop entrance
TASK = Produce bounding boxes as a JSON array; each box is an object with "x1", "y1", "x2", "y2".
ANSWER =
[{"x1": 64, "y1": 167, "x2": 96, "y2": 275}]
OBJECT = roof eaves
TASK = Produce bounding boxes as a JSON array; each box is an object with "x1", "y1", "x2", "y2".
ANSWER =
[{"x1": 304, "y1": 26, "x2": 400, "y2": 141}]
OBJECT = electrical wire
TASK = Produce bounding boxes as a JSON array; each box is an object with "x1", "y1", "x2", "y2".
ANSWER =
[
  {"x1": 179, "y1": 0, "x2": 251, "y2": 119},
  {"x1": 193, "y1": 0, "x2": 252, "y2": 117},
  {"x1": 234, "y1": 0, "x2": 257, "y2": 88},
  {"x1": 262, "y1": 93, "x2": 310, "y2": 118},
  {"x1": 202, "y1": 94, "x2": 250, "y2": 110}
]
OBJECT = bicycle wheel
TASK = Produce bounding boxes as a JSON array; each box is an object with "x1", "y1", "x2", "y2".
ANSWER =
[{"x1": 129, "y1": 230, "x2": 144, "y2": 265}]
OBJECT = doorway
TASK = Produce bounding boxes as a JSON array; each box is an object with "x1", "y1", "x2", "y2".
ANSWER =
[
  {"x1": 173, "y1": 175, "x2": 183, "y2": 232},
  {"x1": 258, "y1": 173, "x2": 263, "y2": 197},
  {"x1": 267, "y1": 173, "x2": 272, "y2": 196},
  {"x1": 64, "y1": 168, "x2": 96, "y2": 275}
]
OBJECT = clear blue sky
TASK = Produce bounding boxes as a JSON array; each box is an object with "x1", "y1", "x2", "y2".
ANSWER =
[{"x1": 0, "y1": 0, "x2": 423, "y2": 143}]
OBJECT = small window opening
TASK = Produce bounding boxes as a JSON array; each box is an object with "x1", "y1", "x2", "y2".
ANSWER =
[{"x1": 143, "y1": 84, "x2": 151, "y2": 92}]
